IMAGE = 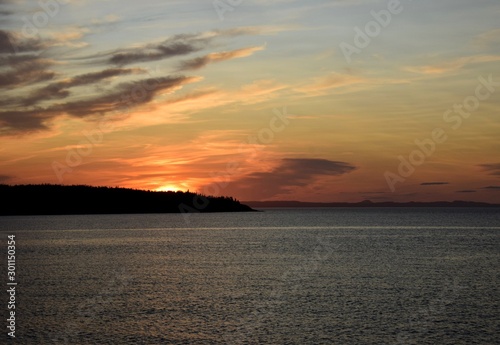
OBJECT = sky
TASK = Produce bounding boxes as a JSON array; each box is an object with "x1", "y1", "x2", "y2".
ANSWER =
[{"x1": 0, "y1": 0, "x2": 499, "y2": 203}]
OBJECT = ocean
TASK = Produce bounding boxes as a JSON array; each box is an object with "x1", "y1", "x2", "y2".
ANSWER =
[{"x1": 1, "y1": 208, "x2": 499, "y2": 344}]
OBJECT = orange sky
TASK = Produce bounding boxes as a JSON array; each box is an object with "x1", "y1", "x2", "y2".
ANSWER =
[{"x1": 1, "y1": 0, "x2": 499, "y2": 202}]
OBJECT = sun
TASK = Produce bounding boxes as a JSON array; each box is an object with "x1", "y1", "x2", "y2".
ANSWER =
[{"x1": 155, "y1": 184, "x2": 184, "y2": 192}]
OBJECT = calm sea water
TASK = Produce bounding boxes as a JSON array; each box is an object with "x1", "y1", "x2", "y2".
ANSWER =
[{"x1": 1, "y1": 208, "x2": 499, "y2": 344}]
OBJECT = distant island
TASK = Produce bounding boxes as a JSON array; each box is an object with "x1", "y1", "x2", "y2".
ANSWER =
[
  {"x1": 0, "y1": 184, "x2": 255, "y2": 215},
  {"x1": 244, "y1": 200, "x2": 500, "y2": 208}
]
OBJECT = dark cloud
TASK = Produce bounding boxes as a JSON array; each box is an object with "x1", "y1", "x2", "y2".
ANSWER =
[
  {"x1": 456, "y1": 190, "x2": 476, "y2": 193},
  {"x1": 479, "y1": 163, "x2": 500, "y2": 176},
  {"x1": 0, "y1": 30, "x2": 45, "y2": 54},
  {"x1": 0, "y1": 75, "x2": 197, "y2": 135},
  {"x1": 0, "y1": 55, "x2": 55, "y2": 89},
  {"x1": 0, "y1": 109, "x2": 52, "y2": 134},
  {"x1": 0, "y1": 26, "x2": 268, "y2": 136},
  {"x1": 0, "y1": 30, "x2": 15, "y2": 53},
  {"x1": 100, "y1": 33, "x2": 215, "y2": 66},
  {"x1": 482, "y1": 186, "x2": 500, "y2": 190},
  {"x1": 54, "y1": 75, "x2": 196, "y2": 117},
  {"x1": 211, "y1": 158, "x2": 356, "y2": 200},
  {"x1": 110, "y1": 42, "x2": 200, "y2": 66},
  {"x1": 177, "y1": 55, "x2": 211, "y2": 70},
  {"x1": 75, "y1": 29, "x2": 264, "y2": 67},
  {"x1": 420, "y1": 182, "x2": 449, "y2": 186},
  {"x1": 21, "y1": 68, "x2": 142, "y2": 106},
  {"x1": 0, "y1": 41, "x2": 56, "y2": 91}
]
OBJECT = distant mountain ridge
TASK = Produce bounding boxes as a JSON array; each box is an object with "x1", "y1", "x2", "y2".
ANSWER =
[
  {"x1": 244, "y1": 200, "x2": 500, "y2": 208},
  {"x1": 0, "y1": 184, "x2": 255, "y2": 215}
]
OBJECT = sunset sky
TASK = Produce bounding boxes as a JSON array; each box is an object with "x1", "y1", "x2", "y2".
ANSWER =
[{"x1": 1, "y1": 0, "x2": 499, "y2": 202}]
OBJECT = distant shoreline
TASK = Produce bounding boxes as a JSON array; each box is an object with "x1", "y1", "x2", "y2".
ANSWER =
[{"x1": 244, "y1": 200, "x2": 500, "y2": 208}]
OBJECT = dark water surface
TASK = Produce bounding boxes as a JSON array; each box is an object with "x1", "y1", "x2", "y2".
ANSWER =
[{"x1": 1, "y1": 208, "x2": 499, "y2": 344}]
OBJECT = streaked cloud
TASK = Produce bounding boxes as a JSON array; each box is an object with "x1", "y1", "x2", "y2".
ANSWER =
[
  {"x1": 20, "y1": 68, "x2": 144, "y2": 106},
  {"x1": 0, "y1": 55, "x2": 55, "y2": 89},
  {"x1": 420, "y1": 182, "x2": 449, "y2": 186},
  {"x1": 405, "y1": 55, "x2": 500, "y2": 75},
  {"x1": 0, "y1": 75, "x2": 200, "y2": 135},
  {"x1": 295, "y1": 72, "x2": 368, "y2": 95},
  {"x1": 482, "y1": 186, "x2": 500, "y2": 190},
  {"x1": 473, "y1": 28, "x2": 500, "y2": 48},
  {"x1": 177, "y1": 45, "x2": 265, "y2": 71},
  {"x1": 479, "y1": 163, "x2": 500, "y2": 176},
  {"x1": 0, "y1": 30, "x2": 45, "y2": 54}
]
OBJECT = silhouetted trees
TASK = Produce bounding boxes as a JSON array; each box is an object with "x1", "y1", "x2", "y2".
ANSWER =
[{"x1": 0, "y1": 184, "x2": 255, "y2": 215}]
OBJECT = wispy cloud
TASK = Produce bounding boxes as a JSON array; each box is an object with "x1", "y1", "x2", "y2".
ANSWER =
[
  {"x1": 0, "y1": 30, "x2": 46, "y2": 54},
  {"x1": 482, "y1": 186, "x2": 500, "y2": 190},
  {"x1": 177, "y1": 45, "x2": 265, "y2": 70},
  {"x1": 405, "y1": 55, "x2": 500, "y2": 75},
  {"x1": 420, "y1": 182, "x2": 449, "y2": 186},
  {"x1": 77, "y1": 27, "x2": 274, "y2": 67},
  {"x1": 479, "y1": 163, "x2": 500, "y2": 176},
  {"x1": 295, "y1": 72, "x2": 369, "y2": 95},
  {"x1": 473, "y1": 28, "x2": 500, "y2": 48},
  {"x1": 0, "y1": 75, "x2": 200, "y2": 135},
  {"x1": 21, "y1": 68, "x2": 144, "y2": 106},
  {"x1": 0, "y1": 55, "x2": 55, "y2": 89}
]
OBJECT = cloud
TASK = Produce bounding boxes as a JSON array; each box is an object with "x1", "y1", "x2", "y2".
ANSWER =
[
  {"x1": 0, "y1": 24, "x2": 273, "y2": 136},
  {"x1": 456, "y1": 190, "x2": 476, "y2": 193},
  {"x1": 71, "y1": 26, "x2": 274, "y2": 67},
  {"x1": 0, "y1": 30, "x2": 45, "y2": 54},
  {"x1": 1, "y1": 30, "x2": 54, "y2": 91},
  {"x1": 0, "y1": 55, "x2": 55, "y2": 89},
  {"x1": 0, "y1": 109, "x2": 52, "y2": 133},
  {"x1": 68, "y1": 32, "x2": 213, "y2": 66},
  {"x1": 473, "y1": 28, "x2": 500, "y2": 48},
  {"x1": 47, "y1": 27, "x2": 89, "y2": 48},
  {"x1": 177, "y1": 45, "x2": 265, "y2": 70},
  {"x1": 208, "y1": 158, "x2": 356, "y2": 200},
  {"x1": 156, "y1": 79, "x2": 286, "y2": 115},
  {"x1": 479, "y1": 163, "x2": 500, "y2": 176},
  {"x1": 53, "y1": 75, "x2": 199, "y2": 117},
  {"x1": 295, "y1": 72, "x2": 369, "y2": 95},
  {"x1": 91, "y1": 14, "x2": 121, "y2": 26},
  {"x1": 110, "y1": 42, "x2": 201, "y2": 66},
  {"x1": 482, "y1": 186, "x2": 500, "y2": 190},
  {"x1": 217, "y1": 25, "x2": 296, "y2": 36},
  {"x1": 0, "y1": 75, "x2": 200, "y2": 135},
  {"x1": 405, "y1": 55, "x2": 500, "y2": 75},
  {"x1": 420, "y1": 182, "x2": 449, "y2": 186},
  {"x1": 21, "y1": 67, "x2": 143, "y2": 106}
]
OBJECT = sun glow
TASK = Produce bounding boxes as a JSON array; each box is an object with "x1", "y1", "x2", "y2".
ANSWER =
[{"x1": 155, "y1": 184, "x2": 184, "y2": 192}]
